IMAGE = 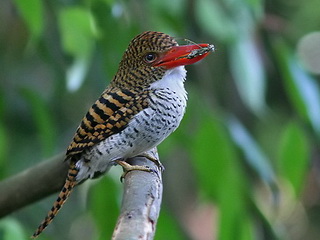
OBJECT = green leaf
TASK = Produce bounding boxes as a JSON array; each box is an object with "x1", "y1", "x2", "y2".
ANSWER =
[
  {"x1": 0, "y1": 218, "x2": 26, "y2": 240},
  {"x1": 13, "y1": 0, "x2": 43, "y2": 40},
  {"x1": 217, "y1": 161, "x2": 245, "y2": 240},
  {"x1": 244, "y1": 0, "x2": 264, "y2": 20},
  {"x1": 192, "y1": 114, "x2": 238, "y2": 199},
  {"x1": 239, "y1": 215, "x2": 255, "y2": 240},
  {"x1": 59, "y1": 7, "x2": 95, "y2": 57},
  {"x1": 20, "y1": 88, "x2": 56, "y2": 157},
  {"x1": 230, "y1": 35, "x2": 267, "y2": 114},
  {"x1": 149, "y1": 0, "x2": 185, "y2": 34},
  {"x1": 58, "y1": 7, "x2": 96, "y2": 91},
  {"x1": 192, "y1": 114, "x2": 251, "y2": 240},
  {"x1": 278, "y1": 121, "x2": 310, "y2": 196},
  {"x1": 89, "y1": 177, "x2": 120, "y2": 239},
  {"x1": 273, "y1": 39, "x2": 320, "y2": 135},
  {"x1": 228, "y1": 116, "x2": 276, "y2": 187},
  {"x1": 191, "y1": 112, "x2": 250, "y2": 240},
  {"x1": 288, "y1": 59, "x2": 320, "y2": 134},
  {"x1": 195, "y1": 0, "x2": 236, "y2": 42},
  {"x1": 155, "y1": 209, "x2": 186, "y2": 240}
]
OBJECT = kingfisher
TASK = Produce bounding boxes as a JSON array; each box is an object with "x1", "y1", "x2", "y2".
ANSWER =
[{"x1": 32, "y1": 31, "x2": 214, "y2": 238}]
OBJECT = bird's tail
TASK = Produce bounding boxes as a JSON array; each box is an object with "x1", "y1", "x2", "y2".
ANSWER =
[{"x1": 31, "y1": 161, "x2": 79, "y2": 239}]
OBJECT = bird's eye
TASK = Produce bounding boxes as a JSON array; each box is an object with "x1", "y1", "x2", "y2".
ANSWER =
[{"x1": 144, "y1": 53, "x2": 157, "y2": 63}]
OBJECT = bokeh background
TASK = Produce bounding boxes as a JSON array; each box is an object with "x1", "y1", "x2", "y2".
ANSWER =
[{"x1": 1, "y1": 0, "x2": 320, "y2": 239}]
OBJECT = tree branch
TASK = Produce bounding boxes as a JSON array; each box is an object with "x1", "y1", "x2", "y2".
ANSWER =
[
  {"x1": 112, "y1": 148, "x2": 163, "y2": 240},
  {"x1": 0, "y1": 153, "x2": 68, "y2": 218},
  {"x1": 0, "y1": 148, "x2": 163, "y2": 240}
]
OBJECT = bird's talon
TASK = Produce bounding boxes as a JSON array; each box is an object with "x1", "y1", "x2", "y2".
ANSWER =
[
  {"x1": 116, "y1": 160, "x2": 154, "y2": 181},
  {"x1": 136, "y1": 153, "x2": 164, "y2": 171},
  {"x1": 120, "y1": 174, "x2": 125, "y2": 182}
]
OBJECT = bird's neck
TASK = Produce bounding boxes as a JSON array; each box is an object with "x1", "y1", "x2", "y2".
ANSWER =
[{"x1": 149, "y1": 66, "x2": 187, "y2": 101}]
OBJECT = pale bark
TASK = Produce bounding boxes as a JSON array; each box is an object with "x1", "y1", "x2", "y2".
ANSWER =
[{"x1": 112, "y1": 148, "x2": 163, "y2": 240}]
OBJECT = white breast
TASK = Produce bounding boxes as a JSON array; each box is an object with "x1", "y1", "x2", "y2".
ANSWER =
[{"x1": 150, "y1": 66, "x2": 188, "y2": 104}]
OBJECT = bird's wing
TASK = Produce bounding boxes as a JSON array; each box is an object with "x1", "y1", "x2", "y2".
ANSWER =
[{"x1": 66, "y1": 87, "x2": 150, "y2": 158}]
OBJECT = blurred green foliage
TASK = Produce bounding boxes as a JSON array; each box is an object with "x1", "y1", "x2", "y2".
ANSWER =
[{"x1": 1, "y1": 0, "x2": 320, "y2": 239}]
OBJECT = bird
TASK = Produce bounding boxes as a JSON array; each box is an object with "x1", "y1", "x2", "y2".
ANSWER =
[{"x1": 31, "y1": 31, "x2": 214, "y2": 238}]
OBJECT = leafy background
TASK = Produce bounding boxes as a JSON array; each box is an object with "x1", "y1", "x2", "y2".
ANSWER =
[{"x1": 1, "y1": 0, "x2": 320, "y2": 239}]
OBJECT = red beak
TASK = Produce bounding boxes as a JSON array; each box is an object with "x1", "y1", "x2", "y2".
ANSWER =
[{"x1": 154, "y1": 44, "x2": 214, "y2": 69}]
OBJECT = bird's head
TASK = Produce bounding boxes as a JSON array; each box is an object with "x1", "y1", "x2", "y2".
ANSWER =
[{"x1": 112, "y1": 31, "x2": 213, "y2": 89}]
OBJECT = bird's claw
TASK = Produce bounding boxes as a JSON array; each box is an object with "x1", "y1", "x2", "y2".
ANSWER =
[
  {"x1": 136, "y1": 153, "x2": 165, "y2": 171},
  {"x1": 116, "y1": 160, "x2": 156, "y2": 182}
]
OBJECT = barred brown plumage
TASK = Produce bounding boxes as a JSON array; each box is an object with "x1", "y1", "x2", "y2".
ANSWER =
[
  {"x1": 66, "y1": 88, "x2": 149, "y2": 157},
  {"x1": 31, "y1": 31, "x2": 213, "y2": 238}
]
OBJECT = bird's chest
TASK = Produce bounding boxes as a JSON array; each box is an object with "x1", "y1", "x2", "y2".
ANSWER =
[
  {"x1": 76, "y1": 90, "x2": 186, "y2": 181},
  {"x1": 148, "y1": 89, "x2": 187, "y2": 135},
  {"x1": 105, "y1": 89, "x2": 187, "y2": 152}
]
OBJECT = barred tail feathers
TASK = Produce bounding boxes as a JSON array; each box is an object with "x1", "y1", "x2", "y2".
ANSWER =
[{"x1": 31, "y1": 162, "x2": 79, "y2": 239}]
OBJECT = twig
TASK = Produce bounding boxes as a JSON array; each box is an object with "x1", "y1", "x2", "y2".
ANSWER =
[{"x1": 112, "y1": 148, "x2": 163, "y2": 240}]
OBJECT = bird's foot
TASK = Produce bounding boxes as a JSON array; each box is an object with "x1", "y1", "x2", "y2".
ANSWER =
[
  {"x1": 116, "y1": 160, "x2": 155, "y2": 182},
  {"x1": 136, "y1": 153, "x2": 165, "y2": 171}
]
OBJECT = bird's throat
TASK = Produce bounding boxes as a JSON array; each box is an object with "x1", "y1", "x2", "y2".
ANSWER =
[{"x1": 149, "y1": 66, "x2": 187, "y2": 103}]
